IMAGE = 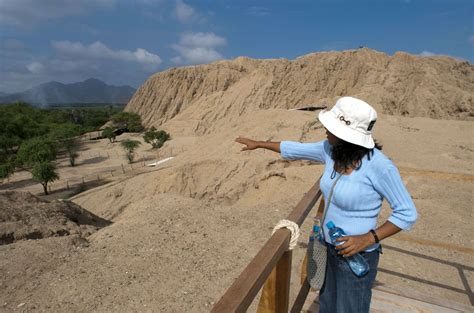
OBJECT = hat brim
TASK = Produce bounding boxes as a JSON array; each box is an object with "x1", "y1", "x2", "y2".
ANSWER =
[{"x1": 318, "y1": 109, "x2": 375, "y2": 149}]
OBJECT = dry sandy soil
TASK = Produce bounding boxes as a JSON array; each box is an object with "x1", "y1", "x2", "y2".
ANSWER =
[{"x1": 0, "y1": 108, "x2": 473, "y2": 312}]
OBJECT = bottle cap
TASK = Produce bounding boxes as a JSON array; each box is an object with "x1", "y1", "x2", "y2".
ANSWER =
[{"x1": 326, "y1": 221, "x2": 335, "y2": 229}]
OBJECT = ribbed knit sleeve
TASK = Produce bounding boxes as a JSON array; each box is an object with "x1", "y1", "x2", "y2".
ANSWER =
[
  {"x1": 280, "y1": 140, "x2": 328, "y2": 163},
  {"x1": 373, "y1": 163, "x2": 418, "y2": 230}
]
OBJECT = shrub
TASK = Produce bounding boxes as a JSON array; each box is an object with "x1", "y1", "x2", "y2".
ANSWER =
[
  {"x1": 111, "y1": 112, "x2": 144, "y2": 132},
  {"x1": 102, "y1": 126, "x2": 116, "y2": 143},
  {"x1": 120, "y1": 139, "x2": 141, "y2": 163},
  {"x1": 143, "y1": 127, "x2": 170, "y2": 149}
]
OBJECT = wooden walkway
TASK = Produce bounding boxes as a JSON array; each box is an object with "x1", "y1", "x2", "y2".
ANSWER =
[{"x1": 302, "y1": 286, "x2": 474, "y2": 313}]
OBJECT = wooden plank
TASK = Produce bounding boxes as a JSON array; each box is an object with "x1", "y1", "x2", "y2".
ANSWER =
[
  {"x1": 290, "y1": 280, "x2": 311, "y2": 313},
  {"x1": 212, "y1": 179, "x2": 322, "y2": 312},
  {"x1": 257, "y1": 251, "x2": 292, "y2": 313},
  {"x1": 257, "y1": 268, "x2": 277, "y2": 313},
  {"x1": 370, "y1": 288, "x2": 466, "y2": 313},
  {"x1": 275, "y1": 250, "x2": 292, "y2": 312},
  {"x1": 373, "y1": 285, "x2": 474, "y2": 312}
]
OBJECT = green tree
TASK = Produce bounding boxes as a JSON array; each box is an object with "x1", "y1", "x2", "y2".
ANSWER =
[
  {"x1": 143, "y1": 127, "x2": 170, "y2": 149},
  {"x1": 111, "y1": 112, "x2": 144, "y2": 132},
  {"x1": 16, "y1": 138, "x2": 59, "y2": 194},
  {"x1": 120, "y1": 139, "x2": 141, "y2": 163},
  {"x1": 102, "y1": 126, "x2": 116, "y2": 143},
  {"x1": 32, "y1": 161, "x2": 59, "y2": 195},
  {"x1": 49, "y1": 124, "x2": 81, "y2": 167},
  {"x1": 0, "y1": 146, "x2": 15, "y2": 179},
  {"x1": 0, "y1": 160, "x2": 14, "y2": 179},
  {"x1": 16, "y1": 137, "x2": 57, "y2": 166}
]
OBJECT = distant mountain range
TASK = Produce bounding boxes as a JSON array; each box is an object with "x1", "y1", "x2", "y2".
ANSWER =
[{"x1": 0, "y1": 78, "x2": 136, "y2": 105}]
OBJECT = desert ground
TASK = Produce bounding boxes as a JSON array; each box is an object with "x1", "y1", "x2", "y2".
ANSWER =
[{"x1": 1, "y1": 108, "x2": 473, "y2": 312}]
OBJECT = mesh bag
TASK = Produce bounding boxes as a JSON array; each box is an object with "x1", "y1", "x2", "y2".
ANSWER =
[
  {"x1": 306, "y1": 173, "x2": 342, "y2": 290},
  {"x1": 306, "y1": 235, "x2": 327, "y2": 289}
]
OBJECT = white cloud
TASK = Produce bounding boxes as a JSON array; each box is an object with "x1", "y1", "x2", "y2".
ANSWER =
[
  {"x1": 0, "y1": 0, "x2": 116, "y2": 26},
  {"x1": 418, "y1": 50, "x2": 466, "y2": 61},
  {"x1": 26, "y1": 62, "x2": 45, "y2": 73},
  {"x1": 52, "y1": 41, "x2": 162, "y2": 68},
  {"x1": 179, "y1": 32, "x2": 227, "y2": 48},
  {"x1": 172, "y1": 46, "x2": 223, "y2": 64},
  {"x1": 175, "y1": 0, "x2": 196, "y2": 22},
  {"x1": 419, "y1": 51, "x2": 436, "y2": 57},
  {"x1": 171, "y1": 32, "x2": 226, "y2": 65}
]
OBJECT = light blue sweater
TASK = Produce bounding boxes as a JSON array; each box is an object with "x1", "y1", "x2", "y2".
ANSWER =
[{"x1": 280, "y1": 140, "x2": 417, "y2": 251}]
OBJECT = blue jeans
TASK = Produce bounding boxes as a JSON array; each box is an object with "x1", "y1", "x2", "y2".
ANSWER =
[{"x1": 319, "y1": 243, "x2": 381, "y2": 313}]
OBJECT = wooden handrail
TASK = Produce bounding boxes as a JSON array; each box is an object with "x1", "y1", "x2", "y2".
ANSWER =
[{"x1": 212, "y1": 178, "x2": 322, "y2": 312}]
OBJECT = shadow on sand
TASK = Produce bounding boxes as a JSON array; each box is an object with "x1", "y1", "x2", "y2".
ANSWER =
[
  {"x1": 79, "y1": 156, "x2": 108, "y2": 166},
  {"x1": 0, "y1": 177, "x2": 37, "y2": 190},
  {"x1": 40, "y1": 178, "x2": 112, "y2": 201},
  {"x1": 378, "y1": 244, "x2": 474, "y2": 305}
]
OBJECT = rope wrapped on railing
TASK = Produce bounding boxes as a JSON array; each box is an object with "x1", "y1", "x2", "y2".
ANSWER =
[{"x1": 272, "y1": 220, "x2": 300, "y2": 251}]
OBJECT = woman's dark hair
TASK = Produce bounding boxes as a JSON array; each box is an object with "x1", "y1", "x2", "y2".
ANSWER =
[{"x1": 331, "y1": 139, "x2": 382, "y2": 175}]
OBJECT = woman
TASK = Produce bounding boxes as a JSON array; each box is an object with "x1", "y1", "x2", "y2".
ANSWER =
[{"x1": 235, "y1": 96, "x2": 417, "y2": 312}]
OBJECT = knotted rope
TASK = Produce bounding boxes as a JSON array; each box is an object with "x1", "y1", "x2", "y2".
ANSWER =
[{"x1": 272, "y1": 219, "x2": 300, "y2": 251}]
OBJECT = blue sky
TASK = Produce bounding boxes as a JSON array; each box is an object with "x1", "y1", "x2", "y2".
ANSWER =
[{"x1": 1, "y1": 0, "x2": 473, "y2": 93}]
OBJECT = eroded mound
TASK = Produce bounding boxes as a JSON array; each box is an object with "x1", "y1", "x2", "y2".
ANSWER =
[
  {"x1": 127, "y1": 48, "x2": 474, "y2": 132},
  {"x1": 0, "y1": 191, "x2": 111, "y2": 245}
]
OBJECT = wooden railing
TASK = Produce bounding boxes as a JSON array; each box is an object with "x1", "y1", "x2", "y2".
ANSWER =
[{"x1": 212, "y1": 178, "x2": 323, "y2": 312}]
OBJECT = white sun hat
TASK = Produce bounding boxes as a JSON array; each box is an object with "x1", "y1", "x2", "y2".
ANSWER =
[{"x1": 318, "y1": 96, "x2": 377, "y2": 149}]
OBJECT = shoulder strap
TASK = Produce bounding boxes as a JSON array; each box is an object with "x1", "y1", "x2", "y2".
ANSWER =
[{"x1": 320, "y1": 173, "x2": 343, "y2": 240}]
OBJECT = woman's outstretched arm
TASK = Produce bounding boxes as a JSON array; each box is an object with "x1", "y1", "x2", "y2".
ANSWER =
[{"x1": 235, "y1": 137, "x2": 280, "y2": 153}]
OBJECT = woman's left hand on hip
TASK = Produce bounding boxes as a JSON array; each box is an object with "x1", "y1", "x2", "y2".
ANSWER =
[{"x1": 335, "y1": 233, "x2": 375, "y2": 257}]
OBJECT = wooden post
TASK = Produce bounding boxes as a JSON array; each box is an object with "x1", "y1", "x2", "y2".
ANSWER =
[
  {"x1": 82, "y1": 177, "x2": 85, "y2": 184},
  {"x1": 66, "y1": 180, "x2": 69, "y2": 190},
  {"x1": 257, "y1": 250, "x2": 292, "y2": 313},
  {"x1": 97, "y1": 174, "x2": 100, "y2": 181},
  {"x1": 275, "y1": 250, "x2": 292, "y2": 312},
  {"x1": 110, "y1": 170, "x2": 113, "y2": 177},
  {"x1": 121, "y1": 164, "x2": 125, "y2": 173}
]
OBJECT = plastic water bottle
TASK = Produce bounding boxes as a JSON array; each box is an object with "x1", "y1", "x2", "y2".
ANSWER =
[
  {"x1": 309, "y1": 217, "x2": 323, "y2": 242},
  {"x1": 326, "y1": 221, "x2": 370, "y2": 277},
  {"x1": 309, "y1": 225, "x2": 319, "y2": 242},
  {"x1": 313, "y1": 217, "x2": 323, "y2": 242}
]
